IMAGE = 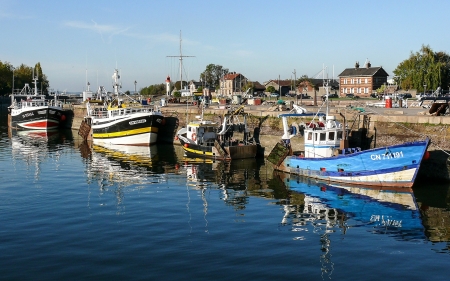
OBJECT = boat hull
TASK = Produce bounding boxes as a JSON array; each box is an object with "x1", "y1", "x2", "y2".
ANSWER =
[
  {"x1": 91, "y1": 113, "x2": 163, "y2": 146},
  {"x1": 178, "y1": 137, "x2": 257, "y2": 160},
  {"x1": 10, "y1": 106, "x2": 65, "y2": 130},
  {"x1": 275, "y1": 139, "x2": 430, "y2": 188}
]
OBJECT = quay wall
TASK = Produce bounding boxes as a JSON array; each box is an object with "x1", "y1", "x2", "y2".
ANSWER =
[{"x1": 70, "y1": 101, "x2": 450, "y2": 182}]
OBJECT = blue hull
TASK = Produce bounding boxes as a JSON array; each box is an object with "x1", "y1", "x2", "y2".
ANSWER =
[{"x1": 281, "y1": 139, "x2": 430, "y2": 187}]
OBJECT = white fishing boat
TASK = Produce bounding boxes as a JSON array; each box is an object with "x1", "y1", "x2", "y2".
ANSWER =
[
  {"x1": 268, "y1": 80, "x2": 430, "y2": 188},
  {"x1": 8, "y1": 73, "x2": 65, "y2": 130},
  {"x1": 82, "y1": 69, "x2": 164, "y2": 146}
]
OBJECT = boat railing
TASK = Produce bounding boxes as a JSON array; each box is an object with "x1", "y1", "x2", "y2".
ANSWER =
[
  {"x1": 90, "y1": 104, "x2": 160, "y2": 119},
  {"x1": 17, "y1": 99, "x2": 63, "y2": 108}
]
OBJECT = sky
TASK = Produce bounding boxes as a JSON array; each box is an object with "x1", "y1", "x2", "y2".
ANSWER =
[{"x1": 1, "y1": 0, "x2": 449, "y2": 92}]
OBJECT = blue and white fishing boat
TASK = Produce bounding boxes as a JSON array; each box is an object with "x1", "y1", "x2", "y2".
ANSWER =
[{"x1": 268, "y1": 82, "x2": 430, "y2": 188}]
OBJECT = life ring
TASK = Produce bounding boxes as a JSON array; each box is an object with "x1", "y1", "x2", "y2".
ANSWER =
[{"x1": 192, "y1": 133, "x2": 197, "y2": 141}]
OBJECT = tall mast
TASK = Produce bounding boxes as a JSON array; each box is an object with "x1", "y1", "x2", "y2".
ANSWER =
[
  {"x1": 166, "y1": 31, "x2": 195, "y2": 123},
  {"x1": 166, "y1": 31, "x2": 195, "y2": 90}
]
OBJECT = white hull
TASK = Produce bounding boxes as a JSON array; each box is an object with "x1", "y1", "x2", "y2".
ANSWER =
[{"x1": 92, "y1": 131, "x2": 158, "y2": 146}]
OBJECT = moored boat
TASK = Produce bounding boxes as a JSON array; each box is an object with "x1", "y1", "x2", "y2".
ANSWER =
[
  {"x1": 176, "y1": 105, "x2": 258, "y2": 160},
  {"x1": 8, "y1": 74, "x2": 65, "y2": 130},
  {"x1": 82, "y1": 69, "x2": 164, "y2": 146},
  {"x1": 268, "y1": 81, "x2": 430, "y2": 188}
]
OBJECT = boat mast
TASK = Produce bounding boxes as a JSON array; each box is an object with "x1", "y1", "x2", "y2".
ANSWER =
[
  {"x1": 32, "y1": 69, "x2": 38, "y2": 96},
  {"x1": 166, "y1": 31, "x2": 195, "y2": 124}
]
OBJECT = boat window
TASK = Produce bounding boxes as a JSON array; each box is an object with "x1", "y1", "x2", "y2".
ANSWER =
[
  {"x1": 328, "y1": 132, "x2": 335, "y2": 141},
  {"x1": 188, "y1": 127, "x2": 192, "y2": 132},
  {"x1": 314, "y1": 133, "x2": 318, "y2": 141},
  {"x1": 320, "y1": 133, "x2": 326, "y2": 141},
  {"x1": 337, "y1": 131, "x2": 343, "y2": 140},
  {"x1": 307, "y1": 132, "x2": 312, "y2": 140}
]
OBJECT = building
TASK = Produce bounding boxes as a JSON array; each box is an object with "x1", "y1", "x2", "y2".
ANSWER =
[
  {"x1": 338, "y1": 61, "x2": 389, "y2": 97},
  {"x1": 264, "y1": 79, "x2": 292, "y2": 96},
  {"x1": 217, "y1": 72, "x2": 248, "y2": 96},
  {"x1": 297, "y1": 79, "x2": 339, "y2": 96}
]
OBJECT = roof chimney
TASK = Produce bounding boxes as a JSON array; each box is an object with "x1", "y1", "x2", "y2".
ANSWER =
[
  {"x1": 355, "y1": 61, "x2": 360, "y2": 69},
  {"x1": 366, "y1": 61, "x2": 371, "y2": 68}
]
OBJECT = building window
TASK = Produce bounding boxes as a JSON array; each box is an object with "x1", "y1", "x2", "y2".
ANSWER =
[{"x1": 365, "y1": 78, "x2": 368, "y2": 83}]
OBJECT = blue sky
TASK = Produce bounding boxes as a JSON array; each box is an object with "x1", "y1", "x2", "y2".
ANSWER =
[{"x1": 1, "y1": 0, "x2": 448, "y2": 92}]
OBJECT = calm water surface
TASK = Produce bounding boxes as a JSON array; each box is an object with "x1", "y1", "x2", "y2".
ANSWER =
[{"x1": 0, "y1": 109, "x2": 450, "y2": 280}]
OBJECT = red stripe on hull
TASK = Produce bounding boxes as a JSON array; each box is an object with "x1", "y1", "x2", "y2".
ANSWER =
[{"x1": 23, "y1": 120, "x2": 60, "y2": 130}]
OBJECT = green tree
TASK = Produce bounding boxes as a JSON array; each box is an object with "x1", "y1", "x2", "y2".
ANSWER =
[
  {"x1": 266, "y1": 85, "x2": 276, "y2": 93},
  {"x1": 140, "y1": 83, "x2": 166, "y2": 96},
  {"x1": 393, "y1": 45, "x2": 450, "y2": 92},
  {"x1": 199, "y1": 64, "x2": 229, "y2": 88},
  {"x1": 173, "y1": 81, "x2": 187, "y2": 90},
  {"x1": 0, "y1": 61, "x2": 14, "y2": 96},
  {"x1": 0, "y1": 61, "x2": 50, "y2": 96}
]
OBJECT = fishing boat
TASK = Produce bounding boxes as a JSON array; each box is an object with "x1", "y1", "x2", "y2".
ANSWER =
[
  {"x1": 8, "y1": 73, "x2": 65, "y2": 130},
  {"x1": 268, "y1": 81, "x2": 430, "y2": 188},
  {"x1": 82, "y1": 69, "x2": 164, "y2": 146},
  {"x1": 176, "y1": 105, "x2": 258, "y2": 160}
]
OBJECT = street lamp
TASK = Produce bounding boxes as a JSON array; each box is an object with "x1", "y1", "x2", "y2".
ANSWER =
[
  {"x1": 134, "y1": 80, "x2": 137, "y2": 94},
  {"x1": 423, "y1": 83, "x2": 427, "y2": 96},
  {"x1": 292, "y1": 69, "x2": 297, "y2": 105}
]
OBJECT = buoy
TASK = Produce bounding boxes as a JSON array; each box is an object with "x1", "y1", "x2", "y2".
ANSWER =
[
  {"x1": 191, "y1": 133, "x2": 197, "y2": 141},
  {"x1": 423, "y1": 151, "x2": 430, "y2": 160},
  {"x1": 184, "y1": 143, "x2": 189, "y2": 148},
  {"x1": 60, "y1": 114, "x2": 66, "y2": 121},
  {"x1": 175, "y1": 136, "x2": 179, "y2": 140}
]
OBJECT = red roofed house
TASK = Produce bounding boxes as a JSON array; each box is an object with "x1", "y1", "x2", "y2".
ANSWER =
[{"x1": 217, "y1": 72, "x2": 247, "y2": 96}]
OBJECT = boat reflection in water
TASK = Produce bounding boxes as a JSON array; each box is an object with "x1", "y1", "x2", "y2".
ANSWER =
[
  {"x1": 84, "y1": 143, "x2": 169, "y2": 189},
  {"x1": 10, "y1": 129, "x2": 73, "y2": 180},
  {"x1": 272, "y1": 172, "x2": 425, "y2": 279},
  {"x1": 274, "y1": 172, "x2": 424, "y2": 239}
]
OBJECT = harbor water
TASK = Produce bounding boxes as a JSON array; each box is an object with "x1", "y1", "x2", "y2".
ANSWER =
[{"x1": 0, "y1": 108, "x2": 450, "y2": 280}]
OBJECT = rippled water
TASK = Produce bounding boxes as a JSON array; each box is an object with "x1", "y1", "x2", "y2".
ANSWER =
[{"x1": 1, "y1": 109, "x2": 450, "y2": 280}]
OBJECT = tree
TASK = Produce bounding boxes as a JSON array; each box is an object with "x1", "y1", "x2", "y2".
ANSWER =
[
  {"x1": 199, "y1": 64, "x2": 229, "y2": 88},
  {"x1": 140, "y1": 83, "x2": 166, "y2": 96},
  {"x1": 0, "y1": 61, "x2": 50, "y2": 96},
  {"x1": 266, "y1": 85, "x2": 276, "y2": 93},
  {"x1": 173, "y1": 81, "x2": 187, "y2": 90},
  {"x1": 393, "y1": 45, "x2": 450, "y2": 92}
]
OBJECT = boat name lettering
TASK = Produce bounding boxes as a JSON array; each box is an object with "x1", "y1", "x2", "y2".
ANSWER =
[
  {"x1": 370, "y1": 215, "x2": 402, "y2": 227},
  {"x1": 49, "y1": 110, "x2": 55, "y2": 115},
  {"x1": 22, "y1": 112, "x2": 34, "y2": 118},
  {"x1": 37, "y1": 110, "x2": 46, "y2": 114},
  {"x1": 370, "y1": 151, "x2": 404, "y2": 160},
  {"x1": 129, "y1": 119, "x2": 146, "y2": 125}
]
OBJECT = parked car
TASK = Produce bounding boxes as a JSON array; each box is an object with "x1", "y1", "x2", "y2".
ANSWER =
[
  {"x1": 345, "y1": 94, "x2": 359, "y2": 99},
  {"x1": 322, "y1": 93, "x2": 339, "y2": 100},
  {"x1": 398, "y1": 93, "x2": 412, "y2": 99},
  {"x1": 298, "y1": 94, "x2": 311, "y2": 99},
  {"x1": 270, "y1": 93, "x2": 280, "y2": 98}
]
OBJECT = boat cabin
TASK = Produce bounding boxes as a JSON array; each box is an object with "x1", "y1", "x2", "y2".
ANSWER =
[
  {"x1": 186, "y1": 121, "x2": 217, "y2": 146},
  {"x1": 304, "y1": 115, "x2": 345, "y2": 158}
]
